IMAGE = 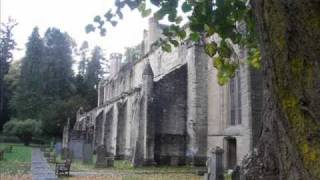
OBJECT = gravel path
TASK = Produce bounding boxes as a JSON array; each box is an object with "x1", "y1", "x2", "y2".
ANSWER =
[{"x1": 31, "y1": 148, "x2": 57, "y2": 180}]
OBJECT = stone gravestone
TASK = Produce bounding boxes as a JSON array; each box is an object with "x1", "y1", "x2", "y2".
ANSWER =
[
  {"x1": 95, "y1": 145, "x2": 114, "y2": 168},
  {"x1": 204, "y1": 146, "x2": 224, "y2": 180},
  {"x1": 62, "y1": 148, "x2": 72, "y2": 160},
  {"x1": 232, "y1": 166, "x2": 240, "y2": 180},
  {"x1": 70, "y1": 139, "x2": 84, "y2": 160},
  {"x1": 55, "y1": 143, "x2": 62, "y2": 156},
  {"x1": 82, "y1": 143, "x2": 93, "y2": 164}
]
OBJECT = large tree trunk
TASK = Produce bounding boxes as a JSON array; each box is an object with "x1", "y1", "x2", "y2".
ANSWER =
[{"x1": 242, "y1": 0, "x2": 320, "y2": 179}]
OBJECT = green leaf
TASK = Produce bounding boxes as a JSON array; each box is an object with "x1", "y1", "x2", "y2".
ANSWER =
[
  {"x1": 116, "y1": 9, "x2": 123, "y2": 19},
  {"x1": 218, "y1": 40, "x2": 232, "y2": 58},
  {"x1": 175, "y1": 16, "x2": 183, "y2": 24},
  {"x1": 169, "y1": 39, "x2": 179, "y2": 47},
  {"x1": 205, "y1": 42, "x2": 218, "y2": 57},
  {"x1": 248, "y1": 48, "x2": 261, "y2": 69},
  {"x1": 94, "y1": 16, "x2": 101, "y2": 23},
  {"x1": 177, "y1": 30, "x2": 187, "y2": 40},
  {"x1": 154, "y1": 9, "x2": 166, "y2": 20},
  {"x1": 163, "y1": 28, "x2": 174, "y2": 37},
  {"x1": 142, "y1": 9, "x2": 152, "y2": 17},
  {"x1": 104, "y1": 10, "x2": 113, "y2": 21},
  {"x1": 85, "y1": 24, "x2": 95, "y2": 33},
  {"x1": 168, "y1": 11, "x2": 177, "y2": 22},
  {"x1": 161, "y1": 43, "x2": 172, "y2": 52},
  {"x1": 213, "y1": 57, "x2": 224, "y2": 69},
  {"x1": 110, "y1": 21, "x2": 118, "y2": 27},
  {"x1": 138, "y1": 2, "x2": 146, "y2": 12},
  {"x1": 151, "y1": 0, "x2": 161, "y2": 6},
  {"x1": 182, "y1": 2, "x2": 192, "y2": 13},
  {"x1": 204, "y1": 24, "x2": 215, "y2": 37},
  {"x1": 190, "y1": 32, "x2": 200, "y2": 42},
  {"x1": 100, "y1": 28, "x2": 106, "y2": 36}
]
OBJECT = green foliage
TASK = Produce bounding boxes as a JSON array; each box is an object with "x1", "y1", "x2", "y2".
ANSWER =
[
  {"x1": 247, "y1": 48, "x2": 261, "y2": 69},
  {"x1": 86, "y1": 0, "x2": 260, "y2": 85},
  {"x1": 205, "y1": 42, "x2": 218, "y2": 57},
  {"x1": 83, "y1": 46, "x2": 106, "y2": 109},
  {"x1": 0, "y1": 18, "x2": 17, "y2": 128},
  {"x1": 124, "y1": 44, "x2": 142, "y2": 63},
  {"x1": 182, "y1": 2, "x2": 192, "y2": 13},
  {"x1": 7, "y1": 27, "x2": 88, "y2": 137},
  {"x1": 3, "y1": 119, "x2": 42, "y2": 145}
]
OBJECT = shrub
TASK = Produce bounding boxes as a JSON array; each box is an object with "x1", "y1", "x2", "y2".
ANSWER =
[{"x1": 3, "y1": 118, "x2": 42, "y2": 146}]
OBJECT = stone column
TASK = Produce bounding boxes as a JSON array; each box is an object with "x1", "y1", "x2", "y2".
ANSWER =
[
  {"x1": 147, "y1": 17, "x2": 161, "y2": 52},
  {"x1": 141, "y1": 61, "x2": 155, "y2": 165},
  {"x1": 187, "y1": 45, "x2": 208, "y2": 165},
  {"x1": 205, "y1": 147, "x2": 224, "y2": 180},
  {"x1": 97, "y1": 82, "x2": 103, "y2": 107},
  {"x1": 110, "y1": 53, "x2": 123, "y2": 77}
]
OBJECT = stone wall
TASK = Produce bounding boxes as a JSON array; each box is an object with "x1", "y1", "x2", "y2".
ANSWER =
[
  {"x1": 187, "y1": 46, "x2": 208, "y2": 165},
  {"x1": 153, "y1": 65, "x2": 187, "y2": 165}
]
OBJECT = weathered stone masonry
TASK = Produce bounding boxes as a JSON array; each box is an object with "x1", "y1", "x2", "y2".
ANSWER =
[{"x1": 70, "y1": 18, "x2": 263, "y2": 168}]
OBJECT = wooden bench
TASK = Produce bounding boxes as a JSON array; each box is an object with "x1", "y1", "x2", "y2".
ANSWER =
[
  {"x1": 55, "y1": 159, "x2": 72, "y2": 176},
  {"x1": 0, "y1": 150, "x2": 4, "y2": 160}
]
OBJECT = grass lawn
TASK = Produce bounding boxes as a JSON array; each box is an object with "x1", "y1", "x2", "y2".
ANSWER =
[
  {"x1": 0, "y1": 143, "x2": 32, "y2": 176},
  {"x1": 55, "y1": 157, "x2": 203, "y2": 180}
]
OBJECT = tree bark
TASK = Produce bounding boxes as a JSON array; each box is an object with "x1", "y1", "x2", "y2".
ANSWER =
[{"x1": 242, "y1": 0, "x2": 320, "y2": 179}]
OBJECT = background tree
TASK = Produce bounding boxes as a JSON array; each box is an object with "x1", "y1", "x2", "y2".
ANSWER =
[
  {"x1": 78, "y1": 41, "x2": 89, "y2": 77},
  {"x1": 3, "y1": 118, "x2": 42, "y2": 146},
  {"x1": 12, "y1": 27, "x2": 45, "y2": 119},
  {"x1": 7, "y1": 27, "x2": 84, "y2": 137},
  {"x1": 84, "y1": 46, "x2": 105, "y2": 109},
  {"x1": 123, "y1": 44, "x2": 142, "y2": 63},
  {"x1": 42, "y1": 27, "x2": 73, "y2": 98},
  {"x1": 87, "y1": 0, "x2": 320, "y2": 179},
  {"x1": 0, "y1": 18, "x2": 17, "y2": 129},
  {"x1": 4, "y1": 61, "x2": 21, "y2": 118}
]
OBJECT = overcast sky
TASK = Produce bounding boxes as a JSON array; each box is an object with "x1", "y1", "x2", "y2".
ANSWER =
[{"x1": 1, "y1": 0, "x2": 149, "y2": 60}]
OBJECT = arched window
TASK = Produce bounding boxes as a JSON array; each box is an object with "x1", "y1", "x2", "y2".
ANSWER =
[{"x1": 229, "y1": 70, "x2": 241, "y2": 125}]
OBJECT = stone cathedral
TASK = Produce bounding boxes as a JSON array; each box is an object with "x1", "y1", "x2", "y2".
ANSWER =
[{"x1": 68, "y1": 18, "x2": 263, "y2": 169}]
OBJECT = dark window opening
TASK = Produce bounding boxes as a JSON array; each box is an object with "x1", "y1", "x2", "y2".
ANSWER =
[{"x1": 226, "y1": 138, "x2": 237, "y2": 169}]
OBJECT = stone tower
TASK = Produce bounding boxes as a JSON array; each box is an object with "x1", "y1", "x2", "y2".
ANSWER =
[{"x1": 110, "y1": 53, "x2": 123, "y2": 77}]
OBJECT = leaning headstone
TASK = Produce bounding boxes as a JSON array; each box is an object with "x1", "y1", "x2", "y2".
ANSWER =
[
  {"x1": 95, "y1": 145, "x2": 114, "y2": 168},
  {"x1": 82, "y1": 143, "x2": 93, "y2": 164},
  {"x1": 204, "y1": 146, "x2": 224, "y2": 180},
  {"x1": 55, "y1": 143, "x2": 62, "y2": 156},
  {"x1": 95, "y1": 145, "x2": 107, "y2": 168},
  {"x1": 70, "y1": 139, "x2": 84, "y2": 160}
]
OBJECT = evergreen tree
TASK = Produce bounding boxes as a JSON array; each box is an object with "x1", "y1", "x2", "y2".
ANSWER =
[
  {"x1": 85, "y1": 46, "x2": 105, "y2": 108},
  {"x1": 12, "y1": 27, "x2": 45, "y2": 119},
  {"x1": 21, "y1": 27, "x2": 45, "y2": 91},
  {"x1": 0, "y1": 18, "x2": 17, "y2": 128},
  {"x1": 78, "y1": 41, "x2": 89, "y2": 77},
  {"x1": 42, "y1": 27, "x2": 73, "y2": 99}
]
